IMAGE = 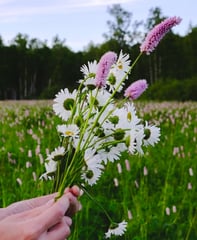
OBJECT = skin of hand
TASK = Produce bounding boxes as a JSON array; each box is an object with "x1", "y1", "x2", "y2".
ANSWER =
[
  {"x1": 0, "y1": 186, "x2": 81, "y2": 220},
  {"x1": 0, "y1": 186, "x2": 81, "y2": 240}
]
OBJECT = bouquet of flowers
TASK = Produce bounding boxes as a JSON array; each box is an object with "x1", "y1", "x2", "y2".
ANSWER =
[{"x1": 41, "y1": 16, "x2": 181, "y2": 238}]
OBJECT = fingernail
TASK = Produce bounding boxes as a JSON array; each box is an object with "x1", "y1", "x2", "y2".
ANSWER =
[{"x1": 66, "y1": 217, "x2": 72, "y2": 226}]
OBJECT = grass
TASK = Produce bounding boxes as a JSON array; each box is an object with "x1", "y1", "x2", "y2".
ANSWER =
[{"x1": 0, "y1": 100, "x2": 196, "y2": 239}]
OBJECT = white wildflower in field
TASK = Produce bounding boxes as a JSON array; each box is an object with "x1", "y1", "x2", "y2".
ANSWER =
[
  {"x1": 46, "y1": 146, "x2": 65, "y2": 161},
  {"x1": 57, "y1": 124, "x2": 79, "y2": 138},
  {"x1": 166, "y1": 207, "x2": 170, "y2": 215},
  {"x1": 127, "y1": 209, "x2": 133, "y2": 220},
  {"x1": 53, "y1": 88, "x2": 77, "y2": 121},
  {"x1": 81, "y1": 148, "x2": 104, "y2": 186},
  {"x1": 44, "y1": 160, "x2": 57, "y2": 174},
  {"x1": 172, "y1": 205, "x2": 177, "y2": 213},
  {"x1": 80, "y1": 60, "x2": 98, "y2": 86},
  {"x1": 16, "y1": 178, "x2": 22, "y2": 186},
  {"x1": 107, "y1": 51, "x2": 130, "y2": 92},
  {"x1": 143, "y1": 122, "x2": 161, "y2": 147},
  {"x1": 189, "y1": 167, "x2": 193, "y2": 176},
  {"x1": 105, "y1": 220, "x2": 127, "y2": 238}
]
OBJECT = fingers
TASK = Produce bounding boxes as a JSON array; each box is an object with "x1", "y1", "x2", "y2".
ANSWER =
[
  {"x1": 65, "y1": 192, "x2": 81, "y2": 217},
  {"x1": 8, "y1": 186, "x2": 81, "y2": 216},
  {"x1": 7, "y1": 193, "x2": 56, "y2": 215},
  {"x1": 69, "y1": 185, "x2": 81, "y2": 197},
  {"x1": 46, "y1": 216, "x2": 72, "y2": 240},
  {"x1": 34, "y1": 193, "x2": 71, "y2": 233}
]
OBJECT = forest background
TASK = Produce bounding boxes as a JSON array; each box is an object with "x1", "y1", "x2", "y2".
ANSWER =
[{"x1": 0, "y1": 5, "x2": 196, "y2": 101}]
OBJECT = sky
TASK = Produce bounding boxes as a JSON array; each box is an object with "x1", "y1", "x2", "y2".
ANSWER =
[{"x1": 0, "y1": 0, "x2": 196, "y2": 52}]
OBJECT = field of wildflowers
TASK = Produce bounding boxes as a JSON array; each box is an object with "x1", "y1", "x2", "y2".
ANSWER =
[
  {"x1": 1, "y1": 16, "x2": 196, "y2": 239},
  {"x1": 0, "y1": 100, "x2": 196, "y2": 239}
]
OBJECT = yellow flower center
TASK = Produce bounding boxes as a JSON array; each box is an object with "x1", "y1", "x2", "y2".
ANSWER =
[
  {"x1": 117, "y1": 61, "x2": 123, "y2": 70},
  {"x1": 127, "y1": 112, "x2": 132, "y2": 121},
  {"x1": 65, "y1": 130, "x2": 74, "y2": 136}
]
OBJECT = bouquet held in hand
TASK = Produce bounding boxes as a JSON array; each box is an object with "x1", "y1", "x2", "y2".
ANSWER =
[{"x1": 41, "y1": 16, "x2": 181, "y2": 238}]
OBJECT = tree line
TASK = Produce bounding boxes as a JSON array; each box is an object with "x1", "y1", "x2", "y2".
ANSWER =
[{"x1": 0, "y1": 6, "x2": 196, "y2": 100}]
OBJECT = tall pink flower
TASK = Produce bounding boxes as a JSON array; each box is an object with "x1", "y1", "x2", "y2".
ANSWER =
[
  {"x1": 140, "y1": 16, "x2": 182, "y2": 55},
  {"x1": 95, "y1": 51, "x2": 117, "y2": 87},
  {"x1": 124, "y1": 79, "x2": 148, "y2": 100}
]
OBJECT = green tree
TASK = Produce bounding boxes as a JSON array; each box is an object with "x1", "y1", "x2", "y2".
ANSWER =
[
  {"x1": 103, "y1": 4, "x2": 142, "y2": 50},
  {"x1": 143, "y1": 7, "x2": 166, "y2": 84}
]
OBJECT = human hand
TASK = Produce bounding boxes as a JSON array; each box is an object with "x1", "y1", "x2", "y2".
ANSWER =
[
  {"x1": 0, "y1": 185, "x2": 81, "y2": 220},
  {"x1": 0, "y1": 186, "x2": 81, "y2": 240}
]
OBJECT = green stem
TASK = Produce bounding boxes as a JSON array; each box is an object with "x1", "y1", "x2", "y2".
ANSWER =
[
  {"x1": 83, "y1": 52, "x2": 143, "y2": 149},
  {"x1": 81, "y1": 186, "x2": 115, "y2": 224}
]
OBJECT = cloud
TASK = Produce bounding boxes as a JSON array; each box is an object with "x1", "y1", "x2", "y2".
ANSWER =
[
  {"x1": 0, "y1": 0, "x2": 135, "y2": 21},
  {"x1": 65, "y1": 0, "x2": 133, "y2": 8}
]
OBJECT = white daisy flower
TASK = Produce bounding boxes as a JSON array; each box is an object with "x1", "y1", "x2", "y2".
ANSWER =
[
  {"x1": 116, "y1": 50, "x2": 131, "y2": 74},
  {"x1": 53, "y1": 88, "x2": 77, "y2": 121},
  {"x1": 98, "y1": 143, "x2": 126, "y2": 164},
  {"x1": 105, "y1": 220, "x2": 127, "y2": 238},
  {"x1": 40, "y1": 160, "x2": 57, "y2": 180},
  {"x1": 57, "y1": 124, "x2": 79, "y2": 138},
  {"x1": 46, "y1": 146, "x2": 65, "y2": 161},
  {"x1": 107, "y1": 51, "x2": 131, "y2": 92},
  {"x1": 81, "y1": 148, "x2": 104, "y2": 186},
  {"x1": 80, "y1": 60, "x2": 98, "y2": 78},
  {"x1": 135, "y1": 126, "x2": 145, "y2": 155},
  {"x1": 143, "y1": 121, "x2": 160, "y2": 146},
  {"x1": 128, "y1": 128, "x2": 137, "y2": 154},
  {"x1": 80, "y1": 60, "x2": 98, "y2": 87},
  {"x1": 45, "y1": 160, "x2": 57, "y2": 173},
  {"x1": 112, "y1": 103, "x2": 140, "y2": 134},
  {"x1": 107, "y1": 72, "x2": 125, "y2": 93},
  {"x1": 81, "y1": 163, "x2": 103, "y2": 186},
  {"x1": 124, "y1": 102, "x2": 141, "y2": 126},
  {"x1": 88, "y1": 88, "x2": 112, "y2": 107}
]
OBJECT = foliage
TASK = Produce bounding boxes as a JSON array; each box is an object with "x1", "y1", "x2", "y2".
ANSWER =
[
  {"x1": 0, "y1": 6, "x2": 197, "y2": 100},
  {"x1": 143, "y1": 78, "x2": 197, "y2": 101},
  {"x1": 103, "y1": 4, "x2": 143, "y2": 47}
]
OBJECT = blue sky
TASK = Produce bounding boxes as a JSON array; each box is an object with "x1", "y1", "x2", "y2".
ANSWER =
[{"x1": 0, "y1": 0, "x2": 196, "y2": 51}]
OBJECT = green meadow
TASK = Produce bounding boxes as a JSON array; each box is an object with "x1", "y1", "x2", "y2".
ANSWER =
[{"x1": 0, "y1": 100, "x2": 196, "y2": 239}]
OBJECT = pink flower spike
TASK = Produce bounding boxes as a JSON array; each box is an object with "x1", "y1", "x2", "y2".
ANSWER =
[
  {"x1": 95, "y1": 51, "x2": 117, "y2": 88},
  {"x1": 124, "y1": 79, "x2": 148, "y2": 100},
  {"x1": 140, "y1": 16, "x2": 182, "y2": 55}
]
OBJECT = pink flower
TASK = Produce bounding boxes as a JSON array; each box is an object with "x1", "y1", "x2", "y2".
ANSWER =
[
  {"x1": 95, "y1": 51, "x2": 117, "y2": 87},
  {"x1": 140, "y1": 16, "x2": 182, "y2": 55},
  {"x1": 124, "y1": 79, "x2": 148, "y2": 100}
]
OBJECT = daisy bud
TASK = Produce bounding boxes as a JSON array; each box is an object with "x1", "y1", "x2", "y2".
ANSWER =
[
  {"x1": 95, "y1": 51, "x2": 117, "y2": 88},
  {"x1": 140, "y1": 16, "x2": 182, "y2": 55},
  {"x1": 113, "y1": 128, "x2": 125, "y2": 140},
  {"x1": 124, "y1": 79, "x2": 148, "y2": 100}
]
